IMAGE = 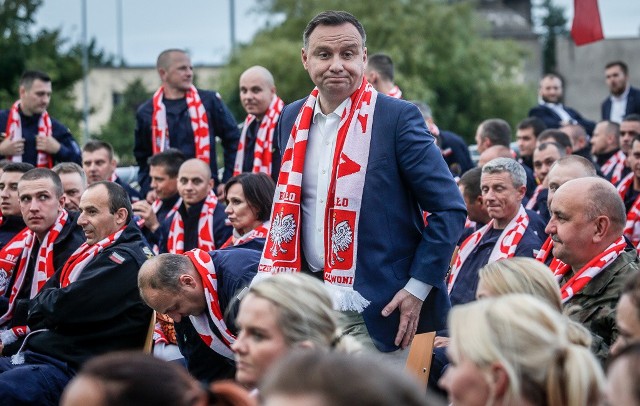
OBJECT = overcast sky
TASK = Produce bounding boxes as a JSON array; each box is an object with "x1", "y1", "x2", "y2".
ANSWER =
[{"x1": 33, "y1": 0, "x2": 640, "y2": 66}]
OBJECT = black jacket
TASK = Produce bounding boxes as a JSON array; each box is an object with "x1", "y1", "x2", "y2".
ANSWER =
[
  {"x1": 175, "y1": 248, "x2": 259, "y2": 383},
  {"x1": 26, "y1": 220, "x2": 154, "y2": 369}
]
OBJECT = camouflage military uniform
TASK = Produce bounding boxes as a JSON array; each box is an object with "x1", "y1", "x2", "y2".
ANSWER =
[{"x1": 564, "y1": 247, "x2": 640, "y2": 361}]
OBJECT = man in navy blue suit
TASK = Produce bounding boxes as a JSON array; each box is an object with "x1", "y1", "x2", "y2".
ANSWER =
[
  {"x1": 528, "y1": 74, "x2": 595, "y2": 135},
  {"x1": 260, "y1": 10, "x2": 466, "y2": 362},
  {"x1": 602, "y1": 61, "x2": 640, "y2": 123}
]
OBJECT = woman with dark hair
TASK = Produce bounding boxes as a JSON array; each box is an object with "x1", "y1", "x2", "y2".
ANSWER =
[{"x1": 221, "y1": 173, "x2": 274, "y2": 251}]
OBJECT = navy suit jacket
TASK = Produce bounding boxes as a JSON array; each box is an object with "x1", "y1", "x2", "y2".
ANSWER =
[
  {"x1": 276, "y1": 94, "x2": 467, "y2": 351},
  {"x1": 528, "y1": 104, "x2": 595, "y2": 135},
  {"x1": 601, "y1": 86, "x2": 640, "y2": 121}
]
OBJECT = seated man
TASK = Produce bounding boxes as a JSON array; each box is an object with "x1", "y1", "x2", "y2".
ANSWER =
[
  {"x1": 527, "y1": 142, "x2": 565, "y2": 222},
  {"x1": 132, "y1": 149, "x2": 185, "y2": 251},
  {"x1": 138, "y1": 248, "x2": 259, "y2": 383},
  {"x1": 610, "y1": 271, "x2": 640, "y2": 355},
  {"x1": 546, "y1": 177, "x2": 639, "y2": 359},
  {"x1": 536, "y1": 155, "x2": 597, "y2": 265},
  {"x1": 617, "y1": 135, "x2": 640, "y2": 247},
  {"x1": 591, "y1": 120, "x2": 626, "y2": 184},
  {"x1": 0, "y1": 181, "x2": 154, "y2": 404},
  {"x1": 159, "y1": 158, "x2": 232, "y2": 253},
  {"x1": 82, "y1": 140, "x2": 141, "y2": 203},
  {"x1": 0, "y1": 163, "x2": 33, "y2": 295},
  {"x1": 516, "y1": 117, "x2": 546, "y2": 170},
  {"x1": 0, "y1": 168, "x2": 84, "y2": 355},
  {"x1": 448, "y1": 158, "x2": 544, "y2": 306},
  {"x1": 560, "y1": 123, "x2": 592, "y2": 161},
  {"x1": 457, "y1": 167, "x2": 491, "y2": 244},
  {"x1": 52, "y1": 162, "x2": 86, "y2": 212}
]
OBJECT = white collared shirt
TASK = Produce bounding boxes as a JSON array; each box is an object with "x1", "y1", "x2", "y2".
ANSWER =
[
  {"x1": 300, "y1": 97, "x2": 431, "y2": 300},
  {"x1": 610, "y1": 85, "x2": 630, "y2": 124},
  {"x1": 543, "y1": 102, "x2": 574, "y2": 124}
]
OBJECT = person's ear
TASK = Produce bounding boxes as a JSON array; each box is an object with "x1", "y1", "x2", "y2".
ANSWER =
[
  {"x1": 179, "y1": 274, "x2": 197, "y2": 289},
  {"x1": 114, "y1": 207, "x2": 128, "y2": 226},
  {"x1": 488, "y1": 362, "x2": 510, "y2": 401},
  {"x1": 592, "y1": 215, "x2": 610, "y2": 243}
]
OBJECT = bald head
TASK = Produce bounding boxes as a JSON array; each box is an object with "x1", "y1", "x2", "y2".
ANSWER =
[
  {"x1": 177, "y1": 159, "x2": 214, "y2": 207},
  {"x1": 478, "y1": 145, "x2": 512, "y2": 167},
  {"x1": 559, "y1": 177, "x2": 625, "y2": 232},
  {"x1": 546, "y1": 156, "x2": 597, "y2": 210},
  {"x1": 138, "y1": 254, "x2": 192, "y2": 294},
  {"x1": 239, "y1": 66, "x2": 277, "y2": 120},
  {"x1": 240, "y1": 66, "x2": 275, "y2": 87},
  {"x1": 157, "y1": 49, "x2": 187, "y2": 71}
]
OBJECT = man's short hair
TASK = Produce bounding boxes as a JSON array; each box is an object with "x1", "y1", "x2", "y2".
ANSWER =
[
  {"x1": 20, "y1": 70, "x2": 51, "y2": 90},
  {"x1": 541, "y1": 72, "x2": 564, "y2": 85},
  {"x1": 459, "y1": 167, "x2": 483, "y2": 201},
  {"x1": 517, "y1": 117, "x2": 547, "y2": 137},
  {"x1": 303, "y1": 10, "x2": 366, "y2": 49},
  {"x1": 147, "y1": 149, "x2": 186, "y2": 179},
  {"x1": 583, "y1": 180, "x2": 626, "y2": 232},
  {"x1": 367, "y1": 53, "x2": 395, "y2": 81},
  {"x1": 83, "y1": 140, "x2": 115, "y2": 161},
  {"x1": 87, "y1": 181, "x2": 132, "y2": 223},
  {"x1": 606, "y1": 61, "x2": 628, "y2": 75},
  {"x1": 20, "y1": 168, "x2": 64, "y2": 198},
  {"x1": 479, "y1": 119, "x2": 512, "y2": 147},
  {"x1": 156, "y1": 49, "x2": 187, "y2": 70},
  {"x1": 623, "y1": 113, "x2": 640, "y2": 123},
  {"x1": 52, "y1": 162, "x2": 87, "y2": 187},
  {"x1": 482, "y1": 157, "x2": 526, "y2": 188},
  {"x1": 3, "y1": 162, "x2": 35, "y2": 175},
  {"x1": 538, "y1": 129, "x2": 572, "y2": 150},
  {"x1": 598, "y1": 120, "x2": 621, "y2": 139},
  {"x1": 138, "y1": 254, "x2": 192, "y2": 293},
  {"x1": 535, "y1": 142, "x2": 566, "y2": 157},
  {"x1": 550, "y1": 155, "x2": 597, "y2": 176}
]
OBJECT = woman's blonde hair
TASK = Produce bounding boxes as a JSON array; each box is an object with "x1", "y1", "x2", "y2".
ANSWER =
[
  {"x1": 248, "y1": 273, "x2": 359, "y2": 352},
  {"x1": 479, "y1": 257, "x2": 592, "y2": 347},
  {"x1": 449, "y1": 294, "x2": 604, "y2": 406}
]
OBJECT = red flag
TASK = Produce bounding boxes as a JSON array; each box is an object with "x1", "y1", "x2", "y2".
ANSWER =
[{"x1": 570, "y1": 0, "x2": 604, "y2": 46}]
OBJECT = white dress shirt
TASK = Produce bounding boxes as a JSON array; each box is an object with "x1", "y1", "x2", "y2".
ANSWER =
[
  {"x1": 610, "y1": 85, "x2": 630, "y2": 124},
  {"x1": 300, "y1": 98, "x2": 431, "y2": 300}
]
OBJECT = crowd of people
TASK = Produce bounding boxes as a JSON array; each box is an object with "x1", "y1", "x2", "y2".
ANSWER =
[{"x1": 0, "y1": 8, "x2": 639, "y2": 406}]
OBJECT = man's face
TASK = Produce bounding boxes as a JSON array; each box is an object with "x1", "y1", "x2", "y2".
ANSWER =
[
  {"x1": 627, "y1": 140, "x2": 640, "y2": 183},
  {"x1": 77, "y1": 184, "x2": 123, "y2": 245},
  {"x1": 19, "y1": 79, "x2": 52, "y2": 116},
  {"x1": 480, "y1": 171, "x2": 525, "y2": 227},
  {"x1": 142, "y1": 282, "x2": 206, "y2": 323},
  {"x1": 590, "y1": 122, "x2": 611, "y2": 155},
  {"x1": 620, "y1": 120, "x2": 640, "y2": 155},
  {"x1": 150, "y1": 165, "x2": 178, "y2": 200},
  {"x1": 82, "y1": 149, "x2": 116, "y2": 184},
  {"x1": 547, "y1": 164, "x2": 589, "y2": 206},
  {"x1": 533, "y1": 145, "x2": 561, "y2": 184},
  {"x1": 474, "y1": 124, "x2": 490, "y2": 154},
  {"x1": 177, "y1": 163, "x2": 213, "y2": 207},
  {"x1": 301, "y1": 23, "x2": 367, "y2": 107},
  {"x1": 239, "y1": 71, "x2": 275, "y2": 120},
  {"x1": 605, "y1": 65, "x2": 628, "y2": 96},
  {"x1": 516, "y1": 127, "x2": 537, "y2": 158},
  {"x1": 58, "y1": 172, "x2": 86, "y2": 212},
  {"x1": 539, "y1": 76, "x2": 563, "y2": 103},
  {"x1": 459, "y1": 184, "x2": 487, "y2": 224},
  {"x1": 545, "y1": 183, "x2": 595, "y2": 269},
  {"x1": 160, "y1": 52, "x2": 193, "y2": 93},
  {"x1": 0, "y1": 171, "x2": 24, "y2": 216},
  {"x1": 18, "y1": 177, "x2": 64, "y2": 239}
]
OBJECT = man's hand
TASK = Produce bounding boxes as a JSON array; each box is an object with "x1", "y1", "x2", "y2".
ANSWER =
[
  {"x1": 132, "y1": 200, "x2": 160, "y2": 232},
  {"x1": 146, "y1": 190, "x2": 158, "y2": 204},
  {"x1": 36, "y1": 134, "x2": 61, "y2": 154},
  {"x1": 433, "y1": 336, "x2": 450, "y2": 348},
  {"x1": 381, "y1": 288, "x2": 423, "y2": 349},
  {"x1": 216, "y1": 183, "x2": 226, "y2": 199},
  {"x1": 0, "y1": 136, "x2": 25, "y2": 156}
]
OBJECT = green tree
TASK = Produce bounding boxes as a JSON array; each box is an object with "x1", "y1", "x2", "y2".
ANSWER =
[
  {"x1": 537, "y1": 0, "x2": 568, "y2": 74},
  {"x1": 96, "y1": 79, "x2": 151, "y2": 166},
  {"x1": 216, "y1": 0, "x2": 533, "y2": 142}
]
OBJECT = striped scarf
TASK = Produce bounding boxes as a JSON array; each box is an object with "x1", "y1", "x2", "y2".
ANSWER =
[
  {"x1": 258, "y1": 78, "x2": 377, "y2": 312},
  {"x1": 387, "y1": 85, "x2": 402, "y2": 99},
  {"x1": 186, "y1": 249, "x2": 235, "y2": 359},
  {"x1": 617, "y1": 172, "x2": 640, "y2": 247},
  {"x1": 548, "y1": 236, "x2": 627, "y2": 303},
  {"x1": 448, "y1": 205, "x2": 529, "y2": 293},
  {"x1": 0, "y1": 227, "x2": 30, "y2": 297},
  {"x1": 601, "y1": 150, "x2": 626, "y2": 185},
  {"x1": 5, "y1": 100, "x2": 53, "y2": 168},
  {"x1": 233, "y1": 96, "x2": 283, "y2": 176},
  {"x1": 59, "y1": 225, "x2": 126, "y2": 287},
  {"x1": 220, "y1": 221, "x2": 270, "y2": 249},
  {"x1": 535, "y1": 235, "x2": 554, "y2": 264},
  {"x1": 525, "y1": 184, "x2": 545, "y2": 211},
  {"x1": 167, "y1": 191, "x2": 218, "y2": 254},
  {"x1": 136, "y1": 198, "x2": 180, "y2": 228},
  {"x1": 151, "y1": 85, "x2": 211, "y2": 164}
]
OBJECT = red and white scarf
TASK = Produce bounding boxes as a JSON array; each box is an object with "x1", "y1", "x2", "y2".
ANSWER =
[
  {"x1": 548, "y1": 236, "x2": 627, "y2": 303},
  {"x1": 5, "y1": 100, "x2": 53, "y2": 168},
  {"x1": 185, "y1": 249, "x2": 235, "y2": 359},
  {"x1": 387, "y1": 85, "x2": 402, "y2": 99},
  {"x1": 220, "y1": 221, "x2": 270, "y2": 249},
  {"x1": 233, "y1": 96, "x2": 283, "y2": 176},
  {"x1": 59, "y1": 225, "x2": 126, "y2": 288},
  {"x1": 167, "y1": 191, "x2": 218, "y2": 254},
  {"x1": 616, "y1": 172, "x2": 640, "y2": 247},
  {"x1": 151, "y1": 85, "x2": 211, "y2": 163},
  {"x1": 0, "y1": 210, "x2": 67, "y2": 326},
  {"x1": 136, "y1": 198, "x2": 180, "y2": 229},
  {"x1": 535, "y1": 235, "x2": 554, "y2": 264},
  {"x1": 448, "y1": 205, "x2": 529, "y2": 293},
  {"x1": 258, "y1": 79, "x2": 377, "y2": 312},
  {"x1": 525, "y1": 184, "x2": 545, "y2": 210},
  {"x1": 601, "y1": 150, "x2": 626, "y2": 185},
  {"x1": 0, "y1": 227, "x2": 30, "y2": 297}
]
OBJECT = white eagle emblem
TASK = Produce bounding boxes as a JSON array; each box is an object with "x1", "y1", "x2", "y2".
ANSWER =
[
  {"x1": 269, "y1": 212, "x2": 296, "y2": 257},
  {"x1": 0, "y1": 270, "x2": 7, "y2": 292},
  {"x1": 331, "y1": 220, "x2": 353, "y2": 265}
]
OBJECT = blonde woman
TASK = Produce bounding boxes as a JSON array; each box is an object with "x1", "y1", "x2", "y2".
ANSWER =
[{"x1": 439, "y1": 294, "x2": 604, "y2": 406}]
